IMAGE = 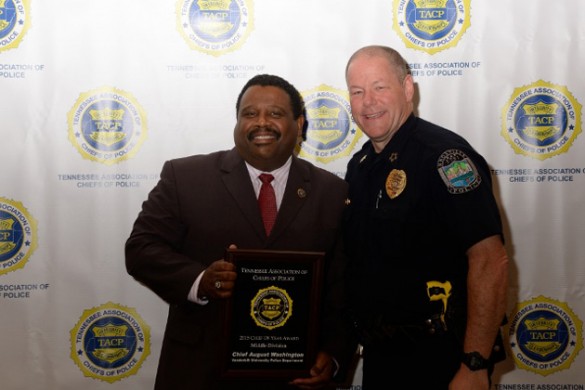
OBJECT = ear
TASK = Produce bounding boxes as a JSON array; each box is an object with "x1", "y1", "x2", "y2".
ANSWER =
[
  {"x1": 296, "y1": 116, "x2": 305, "y2": 138},
  {"x1": 403, "y1": 74, "x2": 415, "y2": 103}
]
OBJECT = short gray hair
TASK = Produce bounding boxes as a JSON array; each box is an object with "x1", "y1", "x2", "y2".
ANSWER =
[{"x1": 346, "y1": 45, "x2": 411, "y2": 82}]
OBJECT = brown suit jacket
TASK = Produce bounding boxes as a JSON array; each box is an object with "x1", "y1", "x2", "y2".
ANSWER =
[{"x1": 125, "y1": 148, "x2": 355, "y2": 389}]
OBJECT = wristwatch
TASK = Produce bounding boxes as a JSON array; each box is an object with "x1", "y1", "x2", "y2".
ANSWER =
[{"x1": 462, "y1": 351, "x2": 489, "y2": 371}]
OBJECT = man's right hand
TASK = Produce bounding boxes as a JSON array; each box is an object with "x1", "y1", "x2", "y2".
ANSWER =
[{"x1": 199, "y1": 258, "x2": 237, "y2": 299}]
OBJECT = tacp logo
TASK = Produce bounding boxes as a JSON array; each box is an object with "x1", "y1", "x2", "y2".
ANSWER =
[
  {"x1": 250, "y1": 286, "x2": 292, "y2": 330},
  {"x1": 70, "y1": 302, "x2": 150, "y2": 383},
  {"x1": 0, "y1": 197, "x2": 37, "y2": 276},
  {"x1": 67, "y1": 87, "x2": 148, "y2": 165},
  {"x1": 0, "y1": 0, "x2": 31, "y2": 53},
  {"x1": 508, "y1": 296, "x2": 583, "y2": 376},
  {"x1": 501, "y1": 80, "x2": 582, "y2": 160},
  {"x1": 298, "y1": 85, "x2": 362, "y2": 163},
  {"x1": 176, "y1": 0, "x2": 254, "y2": 56},
  {"x1": 393, "y1": 0, "x2": 471, "y2": 54}
]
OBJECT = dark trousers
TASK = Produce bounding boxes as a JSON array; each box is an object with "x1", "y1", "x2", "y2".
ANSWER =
[{"x1": 361, "y1": 330, "x2": 461, "y2": 389}]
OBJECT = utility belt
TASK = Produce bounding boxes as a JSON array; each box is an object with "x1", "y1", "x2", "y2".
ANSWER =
[
  {"x1": 353, "y1": 311, "x2": 507, "y2": 366},
  {"x1": 353, "y1": 313, "x2": 453, "y2": 347}
]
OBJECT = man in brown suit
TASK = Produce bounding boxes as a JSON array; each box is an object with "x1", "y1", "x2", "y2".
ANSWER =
[{"x1": 125, "y1": 74, "x2": 355, "y2": 389}]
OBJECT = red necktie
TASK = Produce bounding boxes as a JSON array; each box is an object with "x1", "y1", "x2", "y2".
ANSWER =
[{"x1": 258, "y1": 173, "x2": 277, "y2": 235}]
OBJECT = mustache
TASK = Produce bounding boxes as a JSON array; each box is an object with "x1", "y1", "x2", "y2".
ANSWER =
[{"x1": 247, "y1": 127, "x2": 281, "y2": 141}]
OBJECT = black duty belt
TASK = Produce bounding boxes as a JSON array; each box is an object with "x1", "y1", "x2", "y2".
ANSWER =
[{"x1": 354, "y1": 314, "x2": 449, "y2": 346}]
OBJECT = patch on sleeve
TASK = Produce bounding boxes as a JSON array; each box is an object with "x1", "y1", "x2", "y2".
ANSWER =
[{"x1": 437, "y1": 149, "x2": 481, "y2": 194}]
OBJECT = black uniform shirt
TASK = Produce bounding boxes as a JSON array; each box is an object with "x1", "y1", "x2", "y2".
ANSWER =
[{"x1": 343, "y1": 115, "x2": 503, "y2": 325}]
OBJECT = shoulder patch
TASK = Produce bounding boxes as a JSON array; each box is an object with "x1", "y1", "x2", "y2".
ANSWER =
[{"x1": 437, "y1": 149, "x2": 481, "y2": 194}]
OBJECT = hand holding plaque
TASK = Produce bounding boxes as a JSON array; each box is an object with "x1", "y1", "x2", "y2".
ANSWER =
[{"x1": 198, "y1": 246, "x2": 238, "y2": 300}]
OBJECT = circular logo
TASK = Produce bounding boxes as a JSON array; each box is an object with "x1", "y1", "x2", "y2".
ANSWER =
[
  {"x1": 0, "y1": 197, "x2": 37, "y2": 276},
  {"x1": 67, "y1": 87, "x2": 148, "y2": 165},
  {"x1": 176, "y1": 0, "x2": 254, "y2": 56},
  {"x1": 436, "y1": 149, "x2": 481, "y2": 194},
  {"x1": 70, "y1": 302, "x2": 150, "y2": 383},
  {"x1": 250, "y1": 286, "x2": 292, "y2": 330},
  {"x1": 508, "y1": 296, "x2": 583, "y2": 376},
  {"x1": 393, "y1": 0, "x2": 471, "y2": 54},
  {"x1": 501, "y1": 80, "x2": 582, "y2": 160},
  {"x1": 297, "y1": 85, "x2": 363, "y2": 163},
  {"x1": 0, "y1": 0, "x2": 31, "y2": 53}
]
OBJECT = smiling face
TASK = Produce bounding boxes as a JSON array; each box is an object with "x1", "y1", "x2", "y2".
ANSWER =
[
  {"x1": 346, "y1": 50, "x2": 414, "y2": 153},
  {"x1": 234, "y1": 85, "x2": 304, "y2": 172}
]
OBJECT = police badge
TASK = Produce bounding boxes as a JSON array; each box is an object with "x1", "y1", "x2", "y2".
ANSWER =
[{"x1": 386, "y1": 169, "x2": 407, "y2": 199}]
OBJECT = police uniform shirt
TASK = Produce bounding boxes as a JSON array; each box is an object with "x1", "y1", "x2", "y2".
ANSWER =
[{"x1": 343, "y1": 115, "x2": 503, "y2": 326}]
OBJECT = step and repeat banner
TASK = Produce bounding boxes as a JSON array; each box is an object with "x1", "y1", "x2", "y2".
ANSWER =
[{"x1": 1, "y1": 1, "x2": 584, "y2": 389}]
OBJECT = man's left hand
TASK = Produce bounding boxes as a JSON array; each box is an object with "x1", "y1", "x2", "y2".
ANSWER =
[
  {"x1": 289, "y1": 351, "x2": 335, "y2": 389},
  {"x1": 449, "y1": 365, "x2": 489, "y2": 390}
]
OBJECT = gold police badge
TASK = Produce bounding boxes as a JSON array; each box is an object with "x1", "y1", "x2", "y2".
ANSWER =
[{"x1": 386, "y1": 169, "x2": 407, "y2": 199}]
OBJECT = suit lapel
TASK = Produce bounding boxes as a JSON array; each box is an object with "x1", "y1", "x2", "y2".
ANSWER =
[
  {"x1": 220, "y1": 148, "x2": 266, "y2": 239},
  {"x1": 269, "y1": 156, "x2": 311, "y2": 241}
]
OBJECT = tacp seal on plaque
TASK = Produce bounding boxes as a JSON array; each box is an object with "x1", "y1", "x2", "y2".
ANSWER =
[
  {"x1": 297, "y1": 85, "x2": 363, "y2": 163},
  {"x1": 70, "y1": 302, "x2": 150, "y2": 383},
  {"x1": 176, "y1": 0, "x2": 254, "y2": 57},
  {"x1": 250, "y1": 286, "x2": 292, "y2": 330},
  {"x1": 501, "y1": 80, "x2": 582, "y2": 161},
  {"x1": 508, "y1": 296, "x2": 583, "y2": 376},
  {"x1": 437, "y1": 149, "x2": 481, "y2": 194},
  {"x1": 0, "y1": 197, "x2": 38, "y2": 276},
  {"x1": 0, "y1": 0, "x2": 31, "y2": 53},
  {"x1": 392, "y1": 0, "x2": 471, "y2": 54},
  {"x1": 386, "y1": 169, "x2": 406, "y2": 199},
  {"x1": 67, "y1": 87, "x2": 148, "y2": 166}
]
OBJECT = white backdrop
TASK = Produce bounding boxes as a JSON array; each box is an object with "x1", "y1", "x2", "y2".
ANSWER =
[{"x1": 1, "y1": 1, "x2": 584, "y2": 389}]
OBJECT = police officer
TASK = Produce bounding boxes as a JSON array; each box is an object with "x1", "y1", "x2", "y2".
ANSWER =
[{"x1": 342, "y1": 45, "x2": 509, "y2": 389}]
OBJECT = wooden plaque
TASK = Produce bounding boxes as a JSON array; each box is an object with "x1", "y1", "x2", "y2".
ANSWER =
[{"x1": 219, "y1": 248, "x2": 325, "y2": 381}]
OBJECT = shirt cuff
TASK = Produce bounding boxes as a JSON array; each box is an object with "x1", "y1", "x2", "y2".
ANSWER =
[
  {"x1": 188, "y1": 270, "x2": 209, "y2": 305},
  {"x1": 332, "y1": 356, "x2": 340, "y2": 378}
]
